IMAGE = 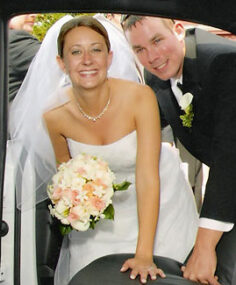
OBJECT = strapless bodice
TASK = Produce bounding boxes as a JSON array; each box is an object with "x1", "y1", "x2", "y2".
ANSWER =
[{"x1": 67, "y1": 130, "x2": 137, "y2": 182}]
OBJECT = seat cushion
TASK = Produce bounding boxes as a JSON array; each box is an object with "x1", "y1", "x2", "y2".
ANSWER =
[{"x1": 69, "y1": 253, "x2": 199, "y2": 285}]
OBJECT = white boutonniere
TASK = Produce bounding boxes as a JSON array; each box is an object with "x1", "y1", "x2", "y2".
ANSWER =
[{"x1": 179, "y1": 92, "x2": 194, "y2": 128}]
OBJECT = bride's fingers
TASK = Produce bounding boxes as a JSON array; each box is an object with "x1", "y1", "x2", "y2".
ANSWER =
[
  {"x1": 120, "y1": 260, "x2": 166, "y2": 282},
  {"x1": 147, "y1": 267, "x2": 165, "y2": 280},
  {"x1": 155, "y1": 268, "x2": 166, "y2": 278},
  {"x1": 149, "y1": 270, "x2": 157, "y2": 281},
  {"x1": 139, "y1": 271, "x2": 148, "y2": 284},
  {"x1": 120, "y1": 259, "x2": 131, "y2": 272},
  {"x1": 130, "y1": 268, "x2": 139, "y2": 281},
  {"x1": 140, "y1": 267, "x2": 166, "y2": 283}
]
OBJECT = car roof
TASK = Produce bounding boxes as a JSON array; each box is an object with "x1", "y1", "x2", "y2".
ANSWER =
[{"x1": 1, "y1": 0, "x2": 236, "y2": 33}]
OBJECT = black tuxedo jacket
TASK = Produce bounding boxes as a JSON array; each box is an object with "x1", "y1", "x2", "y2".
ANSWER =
[
  {"x1": 145, "y1": 28, "x2": 236, "y2": 223},
  {"x1": 8, "y1": 29, "x2": 40, "y2": 102}
]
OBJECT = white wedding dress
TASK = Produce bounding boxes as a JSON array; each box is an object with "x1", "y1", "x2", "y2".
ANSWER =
[{"x1": 54, "y1": 130, "x2": 198, "y2": 285}]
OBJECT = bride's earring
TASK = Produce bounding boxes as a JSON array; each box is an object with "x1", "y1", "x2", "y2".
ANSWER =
[
  {"x1": 60, "y1": 73, "x2": 71, "y2": 87},
  {"x1": 64, "y1": 74, "x2": 71, "y2": 85}
]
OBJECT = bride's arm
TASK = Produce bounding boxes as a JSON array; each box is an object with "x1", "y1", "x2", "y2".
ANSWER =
[
  {"x1": 120, "y1": 84, "x2": 165, "y2": 283},
  {"x1": 43, "y1": 109, "x2": 71, "y2": 165}
]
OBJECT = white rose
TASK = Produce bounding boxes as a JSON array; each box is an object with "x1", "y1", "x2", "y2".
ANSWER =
[
  {"x1": 52, "y1": 171, "x2": 63, "y2": 185},
  {"x1": 71, "y1": 219, "x2": 90, "y2": 231},
  {"x1": 179, "y1": 92, "x2": 193, "y2": 110},
  {"x1": 54, "y1": 200, "x2": 70, "y2": 221},
  {"x1": 71, "y1": 176, "x2": 85, "y2": 190},
  {"x1": 93, "y1": 186, "x2": 105, "y2": 198},
  {"x1": 103, "y1": 187, "x2": 114, "y2": 202},
  {"x1": 48, "y1": 204, "x2": 55, "y2": 216},
  {"x1": 61, "y1": 168, "x2": 74, "y2": 187},
  {"x1": 47, "y1": 184, "x2": 54, "y2": 199}
]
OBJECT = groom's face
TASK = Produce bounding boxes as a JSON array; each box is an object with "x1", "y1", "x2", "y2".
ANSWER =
[{"x1": 125, "y1": 17, "x2": 185, "y2": 80}]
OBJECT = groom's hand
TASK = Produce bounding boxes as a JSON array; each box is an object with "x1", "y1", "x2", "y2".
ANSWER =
[
  {"x1": 181, "y1": 228, "x2": 222, "y2": 285},
  {"x1": 181, "y1": 248, "x2": 220, "y2": 285}
]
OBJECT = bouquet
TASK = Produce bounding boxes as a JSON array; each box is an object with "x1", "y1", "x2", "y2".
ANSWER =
[{"x1": 47, "y1": 153, "x2": 131, "y2": 235}]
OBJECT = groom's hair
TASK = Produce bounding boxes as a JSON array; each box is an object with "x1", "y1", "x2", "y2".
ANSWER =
[
  {"x1": 57, "y1": 15, "x2": 111, "y2": 57},
  {"x1": 121, "y1": 15, "x2": 175, "y2": 33}
]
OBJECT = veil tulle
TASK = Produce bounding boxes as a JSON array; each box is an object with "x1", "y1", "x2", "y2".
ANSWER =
[{"x1": 9, "y1": 15, "x2": 73, "y2": 209}]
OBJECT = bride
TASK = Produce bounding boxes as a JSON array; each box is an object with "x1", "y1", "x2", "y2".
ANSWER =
[{"x1": 9, "y1": 15, "x2": 198, "y2": 284}]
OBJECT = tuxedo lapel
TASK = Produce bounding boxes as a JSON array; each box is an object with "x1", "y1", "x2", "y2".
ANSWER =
[
  {"x1": 155, "y1": 80, "x2": 193, "y2": 148},
  {"x1": 183, "y1": 58, "x2": 202, "y2": 110},
  {"x1": 183, "y1": 30, "x2": 202, "y2": 111}
]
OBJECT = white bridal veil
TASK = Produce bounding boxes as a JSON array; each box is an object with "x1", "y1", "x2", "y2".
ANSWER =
[{"x1": 9, "y1": 15, "x2": 73, "y2": 209}]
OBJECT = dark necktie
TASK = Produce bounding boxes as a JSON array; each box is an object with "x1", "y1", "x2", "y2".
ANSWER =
[{"x1": 177, "y1": 81, "x2": 184, "y2": 93}]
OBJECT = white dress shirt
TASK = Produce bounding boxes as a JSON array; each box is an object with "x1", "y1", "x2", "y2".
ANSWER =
[{"x1": 170, "y1": 76, "x2": 234, "y2": 232}]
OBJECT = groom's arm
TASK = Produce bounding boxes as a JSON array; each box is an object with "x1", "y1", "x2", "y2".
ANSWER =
[
  {"x1": 183, "y1": 49, "x2": 236, "y2": 285},
  {"x1": 182, "y1": 228, "x2": 222, "y2": 285},
  {"x1": 200, "y1": 53, "x2": 236, "y2": 223}
]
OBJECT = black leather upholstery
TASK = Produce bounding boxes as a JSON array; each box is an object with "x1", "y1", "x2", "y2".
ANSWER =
[
  {"x1": 69, "y1": 254, "x2": 199, "y2": 285},
  {"x1": 34, "y1": 200, "x2": 236, "y2": 284},
  {"x1": 68, "y1": 228, "x2": 236, "y2": 284},
  {"x1": 36, "y1": 199, "x2": 63, "y2": 285}
]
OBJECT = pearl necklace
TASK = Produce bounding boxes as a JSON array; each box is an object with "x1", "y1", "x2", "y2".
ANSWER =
[{"x1": 76, "y1": 96, "x2": 111, "y2": 122}]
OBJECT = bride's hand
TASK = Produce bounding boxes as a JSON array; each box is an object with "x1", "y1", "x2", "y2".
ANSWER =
[{"x1": 120, "y1": 256, "x2": 166, "y2": 284}]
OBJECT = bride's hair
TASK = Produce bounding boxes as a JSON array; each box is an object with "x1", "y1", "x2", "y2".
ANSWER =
[{"x1": 57, "y1": 16, "x2": 111, "y2": 57}]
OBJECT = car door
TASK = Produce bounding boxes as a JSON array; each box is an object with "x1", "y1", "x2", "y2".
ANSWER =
[{"x1": 1, "y1": 1, "x2": 236, "y2": 284}]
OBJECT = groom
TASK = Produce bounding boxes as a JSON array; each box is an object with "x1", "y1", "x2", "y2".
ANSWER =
[{"x1": 122, "y1": 16, "x2": 236, "y2": 285}]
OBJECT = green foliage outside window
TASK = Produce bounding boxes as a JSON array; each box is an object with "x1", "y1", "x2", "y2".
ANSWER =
[{"x1": 32, "y1": 13, "x2": 94, "y2": 41}]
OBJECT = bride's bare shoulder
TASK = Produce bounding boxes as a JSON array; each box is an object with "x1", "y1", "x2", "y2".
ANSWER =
[
  {"x1": 109, "y1": 77, "x2": 141, "y2": 88},
  {"x1": 109, "y1": 77, "x2": 155, "y2": 100},
  {"x1": 44, "y1": 86, "x2": 74, "y2": 119},
  {"x1": 43, "y1": 100, "x2": 71, "y2": 124}
]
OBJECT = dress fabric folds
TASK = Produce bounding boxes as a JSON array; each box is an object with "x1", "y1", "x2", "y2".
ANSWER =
[{"x1": 54, "y1": 131, "x2": 198, "y2": 285}]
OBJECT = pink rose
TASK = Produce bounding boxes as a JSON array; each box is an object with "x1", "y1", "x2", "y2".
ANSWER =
[
  {"x1": 94, "y1": 178, "x2": 107, "y2": 189},
  {"x1": 52, "y1": 187, "x2": 62, "y2": 200},
  {"x1": 67, "y1": 207, "x2": 80, "y2": 222},
  {"x1": 76, "y1": 167, "x2": 86, "y2": 175},
  {"x1": 62, "y1": 189, "x2": 80, "y2": 205},
  {"x1": 91, "y1": 197, "x2": 106, "y2": 211}
]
